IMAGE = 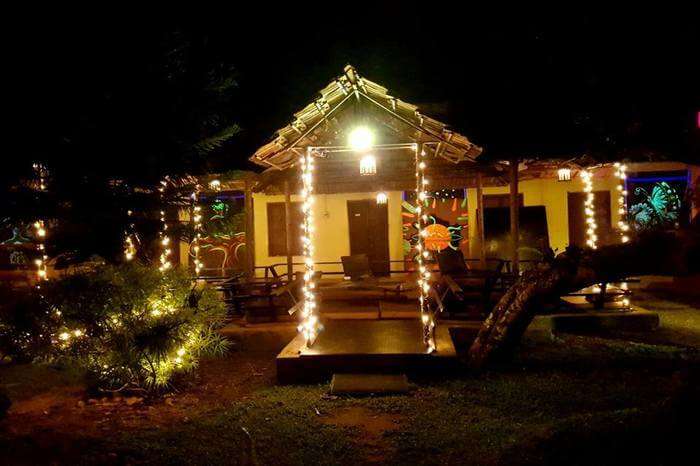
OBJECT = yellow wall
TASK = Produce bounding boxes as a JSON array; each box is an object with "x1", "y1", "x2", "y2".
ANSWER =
[
  {"x1": 253, "y1": 191, "x2": 405, "y2": 276},
  {"x1": 254, "y1": 162, "x2": 698, "y2": 270},
  {"x1": 466, "y1": 173, "x2": 620, "y2": 257}
]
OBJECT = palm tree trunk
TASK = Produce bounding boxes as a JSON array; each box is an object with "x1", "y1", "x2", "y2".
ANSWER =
[{"x1": 468, "y1": 230, "x2": 700, "y2": 369}]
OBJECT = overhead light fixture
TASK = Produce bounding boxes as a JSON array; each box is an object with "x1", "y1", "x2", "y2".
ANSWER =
[
  {"x1": 376, "y1": 192, "x2": 388, "y2": 205},
  {"x1": 348, "y1": 126, "x2": 374, "y2": 151},
  {"x1": 557, "y1": 168, "x2": 572, "y2": 182},
  {"x1": 360, "y1": 155, "x2": 377, "y2": 175}
]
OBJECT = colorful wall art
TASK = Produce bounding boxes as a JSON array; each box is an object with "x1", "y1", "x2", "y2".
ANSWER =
[
  {"x1": 192, "y1": 192, "x2": 247, "y2": 273},
  {"x1": 627, "y1": 171, "x2": 690, "y2": 232},
  {"x1": 402, "y1": 189, "x2": 469, "y2": 266}
]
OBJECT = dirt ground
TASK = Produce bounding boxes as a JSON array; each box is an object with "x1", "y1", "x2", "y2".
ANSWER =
[{"x1": 3, "y1": 352, "x2": 274, "y2": 433}]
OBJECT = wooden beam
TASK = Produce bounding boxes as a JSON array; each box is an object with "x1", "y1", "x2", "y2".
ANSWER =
[
  {"x1": 509, "y1": 159, "x2": 520, "y2": 274},
  {"x1": 284, "y1": 180, "x2": 294, "y2": 281},
  {"x1": 476, "y1": 172, "x2": 486, "y2": 268},
  {"x1": 244, "y1": 180, "x2": 255, "y2": 278}
]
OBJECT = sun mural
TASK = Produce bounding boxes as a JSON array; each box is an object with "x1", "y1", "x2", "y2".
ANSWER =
[
  {"x1": 402, "y1": 189, "x2": 469, "y2": 264},
  {"x1": 423, "y1": 223, "x2": 452, "y2": 251}
]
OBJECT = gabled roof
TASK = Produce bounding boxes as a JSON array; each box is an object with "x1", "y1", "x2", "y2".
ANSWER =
[{"x1": 250, "y1": 65, "x2": 482, "y2": 169}]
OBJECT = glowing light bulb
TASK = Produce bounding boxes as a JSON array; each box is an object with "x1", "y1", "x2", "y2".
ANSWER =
[
  {"x1": 359, "y1": 155, "x2": 377, "y2": 175},
  {"x1": 348, "y1": 126, "x2": 374, "y2": 151},
  {"x1": 557, "y1": 168, "x2": 572, "y2": 181}
]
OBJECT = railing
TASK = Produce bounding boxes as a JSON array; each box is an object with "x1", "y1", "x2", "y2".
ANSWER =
[
  {"x1": 194, "y1": 256, "x2": 545, "y2": 281},
  {"x1": 259, "y1": 258, "x2": 544, "y2": 282}
]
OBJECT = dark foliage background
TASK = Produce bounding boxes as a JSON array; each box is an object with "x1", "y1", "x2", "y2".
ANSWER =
[{"x1": 1, "y1": 6, "x2": 698, "y2": 260}]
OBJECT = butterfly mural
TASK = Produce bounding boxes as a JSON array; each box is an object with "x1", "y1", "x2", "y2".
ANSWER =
[{"x1": 629, "y1": 181, "x2": 683, "y2": 231}]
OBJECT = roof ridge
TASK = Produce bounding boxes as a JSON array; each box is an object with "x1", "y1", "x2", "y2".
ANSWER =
[{"x1": 250, "y1": 66, "x2": 482, "y2": 169}]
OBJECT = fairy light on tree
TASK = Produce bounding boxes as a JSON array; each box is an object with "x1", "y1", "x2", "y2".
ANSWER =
[
  {"x1": 190, "y1": 185, "x2": 203, "y2": 276},
  {"x1": 32, "y1": 163, "x2": 49, "y2": 284},
  {"x1": 27, "y1": 163, "x2": 88, "y2": 349},
  {"x1": 158, "y1": 179, "x2": 172, "y2": 272},
  {"x1": 124, "y1": 210, "x2": 137, "y2": 261},
  {"x1": 580, "y1": 169, "x2": 598, "y2": 249},
  {"x1": 414, "y1": 144, "x2": 436, "y2": 352},
  {"x1": 298, "y1": 147, "x2": 319, "y2": 347},
  {"x1": 33, "y1": 220, "x2": 48, "y2": 282},
  {"x1": 614, "y1": 163, "x2": 630, "y2": 243}
]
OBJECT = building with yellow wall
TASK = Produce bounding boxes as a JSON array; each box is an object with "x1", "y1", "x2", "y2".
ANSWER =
[{"x1": 249, "y1": 161, "x2": 698, "y2": 277}]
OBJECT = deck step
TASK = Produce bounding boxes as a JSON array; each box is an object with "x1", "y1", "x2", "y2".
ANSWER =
[{"x1": 330, "y1": 373, "x2": 409, "y2": 395}]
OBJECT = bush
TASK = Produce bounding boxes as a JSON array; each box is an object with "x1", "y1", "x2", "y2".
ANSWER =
[
  {"x1": 0, "y1": 284, "x2": 52, "y2": 362},
  {"x1": 1, "y1": 263, "x2": 229, "y2": 392}
]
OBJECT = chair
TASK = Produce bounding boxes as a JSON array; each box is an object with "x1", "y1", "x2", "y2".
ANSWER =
[
  {"x1": 436, "y1": 249, "x2": 506, "y2": 318},
  {"x1": 341, "y1": 254, "x2": 373, "y2": 281},
  {"x1": 220, "y1": 266, "x2": 301, "y2": 320}
]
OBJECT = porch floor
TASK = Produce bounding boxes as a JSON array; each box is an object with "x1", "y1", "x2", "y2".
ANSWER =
[{"x1": 276, "y1": 319, "x2": 467, "y2": 384}]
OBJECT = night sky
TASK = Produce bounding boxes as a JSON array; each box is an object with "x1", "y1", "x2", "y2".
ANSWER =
[{"x1": 5, "y1": 7, "x2": 699, "y2": 185}]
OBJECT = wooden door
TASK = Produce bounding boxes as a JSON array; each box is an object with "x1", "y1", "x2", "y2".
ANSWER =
[
  {"x1": 567, "y1": 191, "x2": 613, "y2": 247},
  {"x1": 347, "y1": 200, "x2": 390, "y2": 276}
]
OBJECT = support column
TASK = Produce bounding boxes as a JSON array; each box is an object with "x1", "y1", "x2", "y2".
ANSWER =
[
  {"x1": 284, "y1": 180, "x2": 294, "y2": 281},
  {"x1": 509, "y1": 159, "x2": 520, "y2": 274},
  {"x1": 476, "y1": 172, "x2": 486, "y2": 268},
  {"x1": 244, "y1": 180, "x2": 255, "y2": 278}
]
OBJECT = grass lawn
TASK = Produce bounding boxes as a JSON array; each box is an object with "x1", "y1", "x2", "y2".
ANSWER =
[{"x1": 2, "y1": 291, "x2": 699, "y2": 465}]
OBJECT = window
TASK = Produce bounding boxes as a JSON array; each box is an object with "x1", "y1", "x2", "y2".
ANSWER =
[{"x1": 267, "y1": 202, "x2": 303, "y2": 256}]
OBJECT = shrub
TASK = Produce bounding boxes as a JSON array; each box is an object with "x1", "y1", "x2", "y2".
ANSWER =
[
  {"x1": 0, "y1": 283, "x2": 52, "y2": 362},
  {"x1": 2, "y1": 263, "x2": 229, "y2": 392}
]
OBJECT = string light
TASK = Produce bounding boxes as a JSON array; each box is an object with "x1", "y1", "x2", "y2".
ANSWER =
[
  {"x1": 414, "y1": 144, "x2": 435, "y2": 352},
  {"x1": 33, "y1": 221, "x2": 47, "y2": 282},
  {"x1": 614, "y1": 163, "x2": 630, "y2": 243},
  {"x1": 158, "y1": 178, "x2": 172, "y2": 272},
  {"x1": 32, "y1": 163, "x2": 48, "y2": 284},
  {"x1": 124, "y1": 210, "x2": 137, "y2": 261},
  {"x1": 191, "y1": 185, "x2": 203, "y2": 276},
  {"x1": 27, "y1": 164, "x2": 88, "y2": 348},
  {"x1": 614, "y1": 162, "x2": 633, "y2": 310},
  {"x1": 52, "y1": 326, "x2": 87, "y2": 348},
  {"x1": 298, "y1": 147, "x2": 319, "y2": 347},
  {"x1": 580, "y1": 169, "x2": 598, "y2": 249}
]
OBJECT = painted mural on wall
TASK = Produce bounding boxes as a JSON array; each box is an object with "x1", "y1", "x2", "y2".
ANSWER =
[
  {"x1": 627, "y1": 172, "x2": 689, "y2": 232},
  {"x1": 0, "y1": 220, "x2": 35, "y2": 270},
  {"x1": 402, "y1": 189, "x2": 469, "y2": 265},
  {"x1": 191, "y1": 192, "x2": 247, "y2": 272}
]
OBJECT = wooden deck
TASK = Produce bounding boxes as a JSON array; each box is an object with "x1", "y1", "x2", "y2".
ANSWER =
[{"x1": 276, "y1": 319, "x2": 468, "y2": 384}]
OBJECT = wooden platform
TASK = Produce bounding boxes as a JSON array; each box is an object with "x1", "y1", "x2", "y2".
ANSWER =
[{"x1": 276, "y1": 320, "x2": 463, "y2": 384}]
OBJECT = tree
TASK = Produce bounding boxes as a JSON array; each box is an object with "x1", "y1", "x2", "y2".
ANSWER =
[
  {"x1": 468, "y1": 227, "x2": 700, "y2": 368},
  {"x1": 1, "y1": 28, "x2": 244, "y2": 262}
]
